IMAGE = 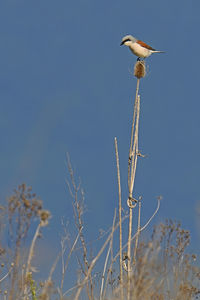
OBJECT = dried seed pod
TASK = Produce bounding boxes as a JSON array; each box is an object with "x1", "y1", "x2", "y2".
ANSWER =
[
  {"x1": 134, "y1": 61, "x2": 146, "y2": 78},
  {"x1": 39, "y1": 210, "x2": 51, "y2": 226}
]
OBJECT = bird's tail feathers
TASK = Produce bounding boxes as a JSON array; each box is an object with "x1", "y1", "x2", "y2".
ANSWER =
[{"x1": 153, "y1": 50, "x2": 165, "y2": 53}]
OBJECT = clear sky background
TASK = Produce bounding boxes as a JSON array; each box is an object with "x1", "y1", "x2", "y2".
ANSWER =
[{"x1": 0, "y1": 0, "x2": 200, "y2": 280}]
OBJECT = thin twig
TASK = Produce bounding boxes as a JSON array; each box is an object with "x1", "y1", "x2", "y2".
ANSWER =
[
  {"x1": 114, "y1": 138, "x2": 123, "y2": 291},
  {"x1": 0, "y1": 265, "x2": 13, "y2": 283},
  {"x1": 139, "y1": 198, "x2": 160, "y2": 232},
  {"x1": 60, "y1": 229, "x2": 82, "y2": 292}
]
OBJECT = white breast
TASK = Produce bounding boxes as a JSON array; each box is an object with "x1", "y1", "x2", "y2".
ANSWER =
[{"x1": 129, "y1": 42, "x2": 151, "y2": 58}]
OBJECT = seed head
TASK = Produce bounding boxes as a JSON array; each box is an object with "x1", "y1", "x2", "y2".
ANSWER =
[
  {"x1": 39, "y1": 210, "x2": 51, "y2": 226},
  {"x1": 134, "y1": 61, "x2": 146, "y2": 78}
]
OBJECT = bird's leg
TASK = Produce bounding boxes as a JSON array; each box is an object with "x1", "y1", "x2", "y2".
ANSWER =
[{"x1": 137, "y1": 57, "x2": 141, "y2": 61}]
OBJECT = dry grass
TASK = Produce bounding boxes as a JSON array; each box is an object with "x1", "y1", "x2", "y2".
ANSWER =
[
  {"x1": 112, "y1": 220, "x2": 200, "y2": 300},
  {"x1": 0, "y1": 182, "x2": 199, "y2": 300},
  {"x1": 0, "y1": 171, "x2": 198, "y2": 300}
]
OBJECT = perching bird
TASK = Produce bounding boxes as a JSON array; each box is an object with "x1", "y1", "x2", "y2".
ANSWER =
[{"x1": 120, "y1": 35, "x2": 164, "y2": 60}]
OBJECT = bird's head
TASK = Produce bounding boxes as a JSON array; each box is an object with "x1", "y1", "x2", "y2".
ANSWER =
[{"x1": 120, "y1": 35, "x2": 137, "y2": 47}]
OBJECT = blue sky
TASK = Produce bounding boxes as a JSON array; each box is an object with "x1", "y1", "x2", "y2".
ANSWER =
[{"x1": 0, "y1": 0, "x2": 200, "y2": 276}]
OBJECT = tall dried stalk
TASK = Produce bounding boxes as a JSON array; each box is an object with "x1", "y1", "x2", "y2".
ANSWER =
[
  {"x1": 127, "y1": 81, "x2": 141, "y2": 300},
  {"x1": 23, "y1": 223, "x2": 41, "y2": 298},
  {"x1": 114, "y1": 137, "x2": 123, "y2": 298},
  {"x1": 23, "y1": 211, "x2": 51, "y2": 299},
  {"x1": 129, "y1": 94, "x2": 140, "y2": 198}
]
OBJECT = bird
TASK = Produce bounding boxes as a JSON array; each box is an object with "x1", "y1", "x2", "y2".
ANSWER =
[{"x1": 120, "y1": 35, "x2": 164, "y2": 60}]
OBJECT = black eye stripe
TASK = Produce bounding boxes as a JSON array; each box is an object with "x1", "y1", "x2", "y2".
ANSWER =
[
  {"x1": 123, "y1": 38, "x2": 131, "y2": 43},
  {"x1": 120, "y1": 38, "x2": 131, "y2": 46}
]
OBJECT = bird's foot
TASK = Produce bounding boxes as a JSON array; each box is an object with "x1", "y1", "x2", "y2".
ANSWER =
[{"x1": 137, "y1": 57, "x2": 141, "y2": 61}]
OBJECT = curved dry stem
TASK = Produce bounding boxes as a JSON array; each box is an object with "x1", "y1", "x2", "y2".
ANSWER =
[
  {"x1": 139, "y1": 198, "x2": 161, "y2": 232},
  {"x1": 0, "y1": 265, "x2": 13, "y2": 283}
]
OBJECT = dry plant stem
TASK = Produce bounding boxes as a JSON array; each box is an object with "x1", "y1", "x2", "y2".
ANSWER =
[
  {"x1": 9, "y1": 232, "x2": 21, "y2": 300},
  {"x1": 62, "y1": 273, "x2": 98, "y2": 297},
  {"x1": 114, "y1": 138, "x2": 123, "y2": 290},
  {"x1": 60, "y1": 230, "x2": 82, "y2": 293},
  {"x1": 128, "y1": 78, "x2": 140, "y2": 193},
  {"x1": 129, "y1": 94, "x2": 140, "y2": 197},
  {"x1": 133, "y1": 200, "x2": 141, "y2": 264},
  {"x1": 40, "y1": 253, "x2": 60, "y2": 298},
  {"x1": 74, "y1": 217, "x2": 127, "y2": 300},
  {"x1": 74, "y1": 233, "x2": 112, "y2": 300},
  {"x1": 26, "y1": 223, "x2": 41, "y2": 275},
  {"x1": 127, "y1": 208, "x2": 132, "y2": 300},
  {"x1": 66, "y1": 154, "x2": 93, "y2": 300},
  {"x1": 100, "y1": 245, "x2": 111, "y2": 300},
  {"x1": 23, "y1": 223, "x2": 41, "y2": 297},
  {"x1": 100, "y1": 211, "x2": 116, "y2": 300},
  {"x1": 128, "y1": 96, "x2": 137, "y2": 190},
  {"x1": 0, "y1": 265, "x2": 13, "y2": 283},
  {"x1": 111, "y1": 198, "x2": 161, "y2": 266},
  {"x1": 102, "y1": 215, "x2": 129, "y2": 299},
  {"x1": 127, "y1": 86, "x2": 140, "y2": 267},
  {"x1": 127, "y1": 84, "x2": 140, "y2": 300}
]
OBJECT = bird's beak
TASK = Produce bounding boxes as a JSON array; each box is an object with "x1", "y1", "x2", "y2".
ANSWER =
[{"x1": 120, "y1": 41, "x2": 124, "y2": 46}]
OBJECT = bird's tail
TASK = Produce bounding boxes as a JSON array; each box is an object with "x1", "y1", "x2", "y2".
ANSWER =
[{"x1": 153, "y1": 50, "x2": 165, "y2": 53}]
